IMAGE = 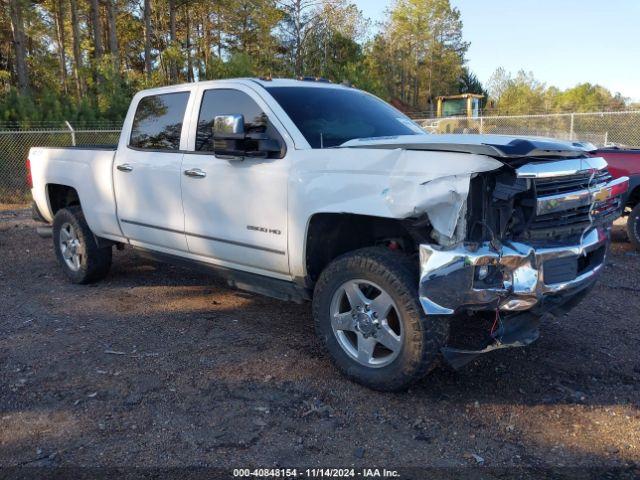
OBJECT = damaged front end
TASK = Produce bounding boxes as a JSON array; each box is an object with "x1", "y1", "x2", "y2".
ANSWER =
[{"x1": 417, "y1": 156, "x2": 628, "y2": 367}]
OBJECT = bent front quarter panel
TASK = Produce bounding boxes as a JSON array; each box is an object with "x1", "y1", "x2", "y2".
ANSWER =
[
  {"x1": 287, "y1": 148, "x2": 503, "y2": 279},
  {"x1": 29, "y1": 147, "x2": 123, "y2": 240}
]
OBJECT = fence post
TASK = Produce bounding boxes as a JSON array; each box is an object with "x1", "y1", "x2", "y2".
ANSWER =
[
  {"x1": 65, "y1": 121, "x2": 76, "y2": 146},
  {"x1": 479, "y1": 115, "x2": 484, "y2": 134},
  {"x1": 569, "y1": 113, "x2": 575, "y2": 141}
]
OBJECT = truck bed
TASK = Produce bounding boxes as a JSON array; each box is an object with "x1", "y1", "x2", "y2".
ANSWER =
[
  {"x1": 32, "y1": 145, "x2": 117, "y2": 150},
  {"x1": 29, "y1": 146, "x2": 123, "y2": 241}
]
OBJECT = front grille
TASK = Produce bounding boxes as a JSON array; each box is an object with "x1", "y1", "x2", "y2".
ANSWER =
[
  {"x1": 531, "y1": 204, "x2": 593, "y2": 230},
  {"x1": 524, "y1": 168, "x2": 619, "y2": 241},
  {"x1": 535, "y1": 169, "x2": 612, "y2": 196},
  {"x1": 528, "y1": 198, "x2": 621, "y2": 240}
]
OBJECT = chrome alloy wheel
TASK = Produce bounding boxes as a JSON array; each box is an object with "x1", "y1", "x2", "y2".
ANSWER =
[
  {"x1": 330, "y1": 279, "x2": 403, "y2": 368},
  {"x1": 59, "y1": 222, "x2": 82, "y2": 271}
]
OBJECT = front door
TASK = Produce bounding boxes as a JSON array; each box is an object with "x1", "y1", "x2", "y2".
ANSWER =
[
  {"x1": 180, "y1": 86, "x2": 290, "y2": 276},
  {"x1": 113, "y1": 89, "x2": 192, "y2": 252}
]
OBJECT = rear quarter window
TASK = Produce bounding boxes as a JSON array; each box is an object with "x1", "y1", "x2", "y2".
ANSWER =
[{"x1": 129, "y1": 92, "x2": 190, "y2": 151}]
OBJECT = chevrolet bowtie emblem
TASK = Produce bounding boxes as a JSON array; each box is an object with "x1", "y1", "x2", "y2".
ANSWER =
[{"x1": 592, "y1": 186, "x2": 612, "y2": 202}]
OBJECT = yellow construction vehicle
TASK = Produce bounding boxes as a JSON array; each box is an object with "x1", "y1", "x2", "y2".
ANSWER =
[
  {"x1": 422, "y1": 93, "x2": 484, "y2": 134},
  {"x1": 436, "y1": 93, "x2": 484, "y2": 118}
]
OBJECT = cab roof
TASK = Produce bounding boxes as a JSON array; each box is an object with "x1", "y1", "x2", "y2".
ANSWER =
[
  {"x1": 246, "y1": 77, "x2": 351, "y2": 89},
  {"x1": 136, "y1": 77, "x2": 353, "y2": 96}
]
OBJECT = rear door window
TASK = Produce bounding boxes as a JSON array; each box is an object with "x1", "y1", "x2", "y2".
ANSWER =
[{"x1": 130, "y1": 92, "x2": 190, "y2": 150}]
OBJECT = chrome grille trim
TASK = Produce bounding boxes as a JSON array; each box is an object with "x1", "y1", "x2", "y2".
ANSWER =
[
  {"x1": 514, "y1": 159, "x2": 622, "y2": 242},
  {"x1": 534, "y1": 169, "x2": 612, "y2": 196},
  {"x1": 516, "y1": 157, "x2": 607, "y2": 179}
]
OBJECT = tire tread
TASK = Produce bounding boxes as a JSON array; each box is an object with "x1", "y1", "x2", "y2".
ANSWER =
[
  {"x1": 312, "y1": 247, "x2": 449, "y2": 391},
  {"x1": 53, "y1": 206, "x2": 112, "y2": 284}
]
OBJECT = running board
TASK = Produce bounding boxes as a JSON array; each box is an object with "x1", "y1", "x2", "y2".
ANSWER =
[{"x1": 135, "y1": 248, "x2": 310, "y2": 304}]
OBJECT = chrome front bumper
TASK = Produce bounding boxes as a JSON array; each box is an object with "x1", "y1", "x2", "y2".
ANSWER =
[{"x1": 419, "y1": 227, "x2": 609, "y2": 315}]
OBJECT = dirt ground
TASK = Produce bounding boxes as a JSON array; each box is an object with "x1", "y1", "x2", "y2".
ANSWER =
[{"x1": 1, "y1": 208, "x2": 639, "y2": 473}]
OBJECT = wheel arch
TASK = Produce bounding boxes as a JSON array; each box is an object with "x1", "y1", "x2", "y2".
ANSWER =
[
  {"x1": 46, "y1": 183, "x2": 82, "y2": 216},
  {"x1": 304, "y1": 212, "x2": 421, "y2": 287}
]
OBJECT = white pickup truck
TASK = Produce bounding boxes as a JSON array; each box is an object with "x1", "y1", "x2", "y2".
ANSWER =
[{"x1": 28, "y1": 78, "x2": 629, "y2": 391}]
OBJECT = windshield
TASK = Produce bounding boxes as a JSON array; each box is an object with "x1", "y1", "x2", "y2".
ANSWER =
[{"x1": 265, "y1": 86, "x2": 425, "y2": 148}]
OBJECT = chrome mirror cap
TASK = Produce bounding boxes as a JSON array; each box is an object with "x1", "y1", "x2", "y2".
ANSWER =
[{"x1": 213, "y1": 114, "x2": 245, "y2": 137}]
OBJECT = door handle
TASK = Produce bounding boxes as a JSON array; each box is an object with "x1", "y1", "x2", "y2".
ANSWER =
[
  {"x1": 184, "y1": 168, "x2": 206, "y2": 178},
  {"x1": 116, "y1": 164, "x2": 133, "y2": 172}
]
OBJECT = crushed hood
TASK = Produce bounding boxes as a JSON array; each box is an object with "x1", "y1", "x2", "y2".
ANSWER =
[{"x1": 340, "y1": 134, "x2": 597, "y2": 159}]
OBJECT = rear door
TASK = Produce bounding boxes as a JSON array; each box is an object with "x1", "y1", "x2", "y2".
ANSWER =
[
  {"x1": 113, "y1": 88, "x2": 194, "y2": 252},
  {"x1": 180, "y1": 85, "x2": 290, "y2": 276}
]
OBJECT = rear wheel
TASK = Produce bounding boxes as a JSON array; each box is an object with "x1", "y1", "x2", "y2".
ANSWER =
[
  {"x1": 52, "y1": 206, "x2": 112, "y2": 284},
  {"x1": 627, "y1": 203, "x2": 640, "y2": 250},
  {"x1": 312, "y1": 247, "x2": 449, "y2": 391}
]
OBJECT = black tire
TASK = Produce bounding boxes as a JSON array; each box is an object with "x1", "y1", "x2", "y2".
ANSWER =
[
  {"x1": 312, "y1": 247, "x2": 449, "y2": 391},
  {"x1": 52, "y1": 206, "x2": 112, "y2": 284},
  {"x1": 627, "y1": 203, "x2": 640, "y2": 250}
]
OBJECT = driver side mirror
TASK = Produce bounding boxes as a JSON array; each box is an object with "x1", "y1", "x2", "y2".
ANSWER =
[
  {"x1": 214, "y1": 114, "x2": 245, "y2": 139},
  {"x1": 213, "y1": 114, "x2": 282, "y2": 160}
]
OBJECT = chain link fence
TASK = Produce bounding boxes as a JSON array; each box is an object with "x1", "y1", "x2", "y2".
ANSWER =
[
  {"x1": 0, "y1": 125, "x2": 120, "y2": 203},
  {"x1": 414, "y1": 110, "x2": 640, "y2": 147},
  {"x1": 1, "y1": 110, "x2": 639, "y2": 204}
]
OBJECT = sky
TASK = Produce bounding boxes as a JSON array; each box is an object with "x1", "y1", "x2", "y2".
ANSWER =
[{"x1": 353, "y1": 0, "x2": 640, "y2": 102}]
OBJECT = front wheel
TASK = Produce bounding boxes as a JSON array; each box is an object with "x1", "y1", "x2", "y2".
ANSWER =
[
  {"x1": 627, "y1": 203, "x2": 640, "y2": 250},
  {"x1": 312, "y1": 248, "x2": 449, "y2": 391},
  {"x1": 52, "y1": 206, "x2": 112, "y2": 284}
]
